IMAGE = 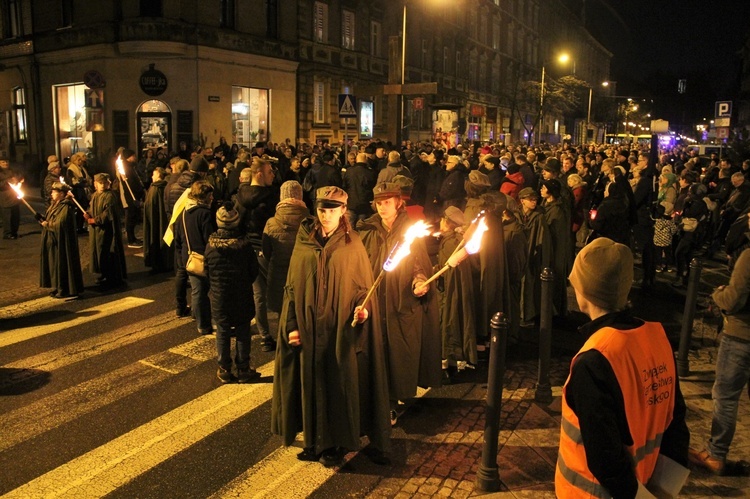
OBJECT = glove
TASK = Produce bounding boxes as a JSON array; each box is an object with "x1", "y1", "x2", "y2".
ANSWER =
[{"x1": 86, "y1": 218, "x2": 96, "y2": 225}]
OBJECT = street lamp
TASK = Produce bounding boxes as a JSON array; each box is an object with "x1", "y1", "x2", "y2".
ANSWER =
[{"x1": 538, "y1": 53, "x2": 574, "y2": 145}]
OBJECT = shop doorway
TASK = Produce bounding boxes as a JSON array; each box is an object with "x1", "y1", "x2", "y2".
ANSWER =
[{"x1": 137, "y1": 100, "x2": 171, "y2": 158}]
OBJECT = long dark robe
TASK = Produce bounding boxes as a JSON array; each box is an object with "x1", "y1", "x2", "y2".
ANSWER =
[
  {"x1": 520, "y1": 207, "x2": 552, "y2": 322},
  {"x1": 358, "y1": 210, "x2": 442, "y2": 399},
  {"x1": 40, "y1": 198, "x2": 84, "y2": 296},
  {"x1": 143, "y1": 180, "x2": 173, "y2": 271},
  {"x1": 503, "y1": 217, "x2": 528, "y2": 342},
  {"x1": 543, "y1": 198, "x2": 571, "y2": 316},
  {"x1": 437, "y1": 230, "x2": 477, "y2": 365},
  {"x1": 88, "y1": 190, "x2": 127, "y2": 282},
  {"x1": 271, "y1": 218, "x2": 391, "y2": 454}
]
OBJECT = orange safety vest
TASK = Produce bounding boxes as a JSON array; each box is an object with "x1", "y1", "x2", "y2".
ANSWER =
[{"x1": 555, "y1": 322, "x2": 676, "y2": 498}]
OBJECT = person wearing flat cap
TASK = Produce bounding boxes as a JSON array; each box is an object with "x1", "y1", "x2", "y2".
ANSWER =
[
  {"x1": 85, "y1": 173, "x2": 127, "y2": 288},
  {"x1": 436, "y1": 205, "x2": 477, "y2": 384},
  {"x1": 272, "y1": 184, "x2": 391, "y2": 469},
  {"x1": 541, "y1": 178, "x2": 572, "y2": 317},
  {"x1": 205, "y1": 202, "x2": 259, "y2": 384},
  {"x1": 518, "y1": 187, "x2": 552, "y2": 325},
  {"x1": 557, "y1": 237, "x2": 689, "y2": 499},
  {"x1": 391, "y1": 174, "x2": 424, "y2": 221},
  {"x1": 357, "y1": 181, "x2": 441, "y2": 425},
  {"x1": 43, "y1": 156, "x2": 63, "y2": 207},
  {"x1": 40, "y1": 181, "x2": 84, "y2": 299}
]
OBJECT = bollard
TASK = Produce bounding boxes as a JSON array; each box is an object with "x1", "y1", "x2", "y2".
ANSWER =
[
  {"x1": 475, "y1": 312, "x2": 509, "y2": 493},
  {"x1": 535, "y1": 267, "x2": 553, "y2": 403},
  {"x1": 677, "y1": 258, "x2": 702, "y2": 377}
]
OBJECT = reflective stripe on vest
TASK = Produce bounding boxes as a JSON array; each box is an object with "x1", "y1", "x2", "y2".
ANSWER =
[{"x1": 556, "y1": 453, "x2": 611, "y2": 499}]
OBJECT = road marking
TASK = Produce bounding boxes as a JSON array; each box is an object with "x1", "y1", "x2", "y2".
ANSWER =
[
  {"x1": 0, "y1": 295, "x2": 59, "y2": 320},
  {"x1": 0, "y1": 336, "x2": 215, "y2": 453},
  {"x1": 0, "y1": 297, "x2": 153, "y2": 348},
  {"x1": 3, "y1": 362, "x2": 276, "y2": 499}
]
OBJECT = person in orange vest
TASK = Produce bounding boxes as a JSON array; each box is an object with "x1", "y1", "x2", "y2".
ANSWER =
[{"x1": 556, "y1": 237, "x2": 689, "y2": 498}]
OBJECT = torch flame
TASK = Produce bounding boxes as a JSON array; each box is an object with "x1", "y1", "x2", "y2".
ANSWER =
[
  {"x1": 9, "y1": 181, "x2": 24, "y2": 200},
  {"x1": 383, "y1": 220, "x2": 431, "y2": 272},
  {"x1": 116, "y1": 155, "x2": 125, "y2": 176},
  {"x1": 59, "y1": 176, "x2": 67, "y2": 185},
  {"x1": 464, "y1": 216, "x2": 488, "y2": 254}
]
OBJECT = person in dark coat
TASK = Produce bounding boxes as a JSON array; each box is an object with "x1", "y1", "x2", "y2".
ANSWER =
[
  {"x1": 85, "y1": 173, "x2": 127, "y2": 288},
  {"x1": 205, "y1": 203, "x2": 259, "y2": 384},
  {"x1": 479, "y1": 155, "x2": 504, "y2": 191},
  {"x1": 40, "y1": 182, "x2": 84, "y2": 298},
  {"x1": 358, "y1": 182, "x2": 441, "y2": 425},
  {"x1": 342, "y1": 152, "x2": 377, "y2": 227},
  {"x1": 500, "y1": 196, "x2": 528, "y2": 344},
  {"x1": 672, "y1": 183, "x2": 710, "y2": 288},
  {"x1": 174, "y1": 181, "x2": 216, "y2": 334},
  {"x1": 589, "y1": 180, "x2": 632, "y2": 247},
  {"x1": 437, "y1": 155, "x2": 468, "y2": 211},
  {"x1": 420, "y1": 151, "x2": 446, "y2": 222},
  {"x1": 262, "y1": 181, "x2": 309, "y2": 314},
  {"x1": 66, "y1": 152, "x2": 92, "y2": 233},
  {"x1": 42, "y1": 157, "x2": 62, "y2": 207},
  {"x1": 518, "y1": 187, "x2": 551, "y2": 325},
  {"x1": 271, "y1": 186, "x2": 391, "y2": 468},
  {"x1": 115, "y1": 149, "x2": 146, "y2": 247},
  {"x1": 143, "y1": 167, "x2": 173, "y2": 273},
  {"x1": 304, "y1": 150, "x2": 342, "y2": 205},
  {"x1": 541, "y1": 178, "x2": 571, "y2": 317}
]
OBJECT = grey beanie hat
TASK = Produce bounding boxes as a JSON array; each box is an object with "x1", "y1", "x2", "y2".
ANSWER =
[{"x1": 280, "y1": 180, "x2": 303, "y2": 201}]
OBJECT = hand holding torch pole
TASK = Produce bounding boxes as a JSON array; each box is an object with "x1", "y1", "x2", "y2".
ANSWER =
[
  {"x1": 116, "y1": 155, "x2": 136, "y2": 200},
  {"x1": 8, "y1": 181, "x2": 44, "y2": 224},
  {"x1": 58, "y1": 176, "x2": 86, "y2": 213},
  {"x1": 352, "y1": 220, "x2": 431, "y2": 327}
]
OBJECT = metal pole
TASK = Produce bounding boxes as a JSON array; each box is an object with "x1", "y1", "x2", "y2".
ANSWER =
[
  {"x1": 537, "y1": 65, "x2": 545, "y2": 145},
  {"x1": 475, "y1": 312, "x2": 508, "y2": 493},
  {"x1": 677, "y1": 258, "x2": 702, "y2": 377},
  {"x1": 535, "y1": 267, "x2": 553, "y2": 403},
  {"x1": 398, "y1": 4, "x2": 406, "y2": 148},
  {"x1": 585, "y1": 87, "x2": 592, "y2": 144}
]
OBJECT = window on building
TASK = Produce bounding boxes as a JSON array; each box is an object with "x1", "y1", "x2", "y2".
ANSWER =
[
  {"x1": 220, "y1": 0, "x2": 236, "y2": 29},
  {"x1": 140, "y1": 0, "x2": 162, "y2": 17},
  {"x1": 313, "y1": 1, "x2": 328, "y2": 43},
  {"x1": 370, "y1": 21, "x2": 381, "y2": 57},
  {"x1": 54, "y1": 83, "x2": 89, "y2": 159},
  {"x1": 420, "y1": 39, "x2": 427, "y2": 68},
  {"x1": 61, "y1": 0, "x2": 73, "y2": 27},
  {"x1": 12, "y1": 87, "x2": 27, "y2": 143},
  {"x1": 443, "y1": 47, "x2": 448, "y2": 73},
  {"x1": 313, "y1": 78, "x2": 328, "y2": 124},
  {"x1": 3, "y1": 0, "x2": 22, "y2": 38},
  {"x1": 492, "y1": 23, "x2": 500, "y2": 50},
  {"x1": 266, "y1": 0, "x2": 278, "y2": 38},
  {"x1": 231, "y1": 86, "x2": 269, "y2": 145},
  {"x1": 342, "y1": 10, "x2": 355, "y2": 50},
  {"x1": 455, "y1": 52, "x2": 461, "y2": 77},
  {"x1": 506, "y1": 24, "x2": 513, "y2": 57}
]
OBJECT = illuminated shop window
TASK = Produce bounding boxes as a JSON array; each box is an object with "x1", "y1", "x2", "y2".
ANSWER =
[
  {"x1": 231, "y1": 86, "x2": 269, "y2": 145},
  {"x1": 12, "y1": 86, "x2": 27, "y2": 143},
  {"x1": 53, "y1": 83, "x2": 89, "y2": 159}
]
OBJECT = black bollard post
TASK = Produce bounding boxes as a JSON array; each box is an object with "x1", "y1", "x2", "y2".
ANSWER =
[
  {"x1": 677, "y1": 258, "x2": 702, "y2": 377},
  {"x1": 475, "y1": 312, "x2": 509, "y2": 493},
  {"x1": 535, "y1": 267, "x2": 553, "y2": 403}
]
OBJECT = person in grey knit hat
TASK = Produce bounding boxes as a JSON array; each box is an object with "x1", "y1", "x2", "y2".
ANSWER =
[{"x1": 205, "y1": 202, "x2": 259, "y2": 384}]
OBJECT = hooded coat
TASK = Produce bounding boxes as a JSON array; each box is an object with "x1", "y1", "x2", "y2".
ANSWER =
[
  {"x1": 40, "y1": 198, "x2": 84, "y2": 296},
  {"x1": 262, "y1": 200, "x2": 309, "y2": 312},
  {"x1": 88, "y1": 189, "x2": 127, "y2": 281},
  {"x1": 519, "y1": 206, "x2": 552, "y2": 323},
  {"x1": 143, "y1": 179, "x2": 173, "y2": 271},
  {"x1": 358, "y1": 209, "x2": 442, "y2": 399},
  {"x1": 271, "y1": 217, "x2": 391, "y2": 454}
]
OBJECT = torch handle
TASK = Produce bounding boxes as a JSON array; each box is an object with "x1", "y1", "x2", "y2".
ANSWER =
[
  {"x1": 18, "y1": 198, "x2": 45, "y2": 225},
  {"x1": 122, "y1": 177, "x2": 136, "y2": 201},
  {"x1": 421, "y1": 264, "x2": 451, "y2": 287},
  {"x1": 351, "y1": 270, "x2": 385, "y2": 327},
  {"x1": 69, "y1": 195, "x2": 86, "y2": 213}
]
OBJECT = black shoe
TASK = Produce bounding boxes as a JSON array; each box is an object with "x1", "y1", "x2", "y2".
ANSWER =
[
  {"x1": 261, "y1": 338, "x2": 277, "y2": 352},
  {"x1": 297, "y1": 447, "x2": 320, "y2": 462},
  {"x1": 127, "y1": 239, "x2": 143, "y2": 248},
  {"x1": 216, "y1": 367, "x2": 236, "y2": 384},
  {"x1": 176, "y1": 306, "x2": 191, "y2": 318},
  {"x1": 237, "y1": 368, "x2": 261, "y2": 384},
  {"x1": 361, "y1": 446, "x2": 391, "y2": 466},
  {"x1": 319, "y1": 447, "x2": 345, "y2": 468}
]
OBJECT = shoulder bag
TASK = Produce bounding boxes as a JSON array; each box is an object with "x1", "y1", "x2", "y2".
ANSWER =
[{"x1": 182, "y1": 210, "x2": 206, "y2": 276}]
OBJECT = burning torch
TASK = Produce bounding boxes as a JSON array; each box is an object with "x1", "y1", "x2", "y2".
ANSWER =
[
  {"x1": 58, "y1": 176, "x2": 86, "y2": 213},
  {"x1": 419, "y1": 213, "x2": 489, "y2": 288},
  {"x1": 8, "y1": 181, "x2": 44, "y2": 223},
  {"x1": 116, "y1": 155, "x2": 136, "y2": 200},
  {"x1": 351, "y1": 220, "x2": 431, "y2": 326}
]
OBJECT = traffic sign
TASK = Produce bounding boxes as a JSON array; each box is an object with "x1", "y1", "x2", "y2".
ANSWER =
[
  {"x1": 338, "y1": 94, "x2": 357, "y2": 118},
  {"x1": 413, "y1": 98, "x2": 424, "y2": 110},
  {"x1": 716, "y1": 127, "x2": 730, "y2": 139},
  {"x1": 85, "y1": 88, "x2": 104, "y2": 108},
  {"x1": 715, "y1": 101, "x2": 732, "y2": 118},
  {"x1": 715, "y1": 117, "x2": 730, "y2": 127},
  {"x1": 83, "y1": 70, "x2": 106, "y2": 89}
]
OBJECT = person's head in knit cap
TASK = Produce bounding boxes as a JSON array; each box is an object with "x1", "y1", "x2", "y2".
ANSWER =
[
  {"x1": 190, "y1": 155, "x2": 209, "y2": 173},
  {"x1": 216, "y1": 202, "x2": 240, "y2": 229},
  {"x1": 280, "y1": 180, "x2": 303, "y2": 201},
  {"x1": 569, "y1": 237, "x2": 633, "y2": 314}
]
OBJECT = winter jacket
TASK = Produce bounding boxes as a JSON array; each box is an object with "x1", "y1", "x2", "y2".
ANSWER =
[
  {"x1": 342, "y1": 162, "x2": 377, "y2": 215},
  {"x1": 166, "y1": 171, "x2": 200, "y2": 215},
  {"x1": 173, "y1": 203, "x2": 215, "y2": 267},
  {"x1": 438, "y1": 164, "x2": 468, "y2": 210},
  {"x1": 500, "y1": 171, "x2": 525, "y2": 200},
  {"x1": 376, "y1": 163, "x2": 412, "y2": 185},
  {"x1": 713, "y1": 246, "x2": 750, "y2": 342},
  {"x1": 235, "y1": 183, "x2": 279, "y2": 248},
  {"x1": 205, "y1": 228, "x2": 259, "y2": 326},
  {"x1": 262, "y1": 200, "x2": 309, "y2": 312}
]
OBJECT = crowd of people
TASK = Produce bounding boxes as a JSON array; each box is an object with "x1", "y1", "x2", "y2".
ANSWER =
[{"x1": 10, "y1": 132, "x2": 750, "y2": 491}]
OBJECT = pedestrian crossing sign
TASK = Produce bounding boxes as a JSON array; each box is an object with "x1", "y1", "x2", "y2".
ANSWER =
[{"x1": 338, "y1": 94, "x2": 357, "y2": 118}]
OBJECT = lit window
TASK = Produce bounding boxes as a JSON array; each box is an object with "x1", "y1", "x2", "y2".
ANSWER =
[
  {"x1": 313, "y1": 1, "x2": 328, "y2": 43},
  {"x1": 53, "y1": 83, "x2": 88, "y2": 158},
  {"x1": 5, "y1": 0, "x2": 22, "y2": 38},
  {"x1": 12, "y1": 87, "x2": 27, "y2": 143},
  {"x1": 231, "y1": 86, "x2": 269, "y2": 145},
  {"x1": 314, "y1": 79, "x2": 328, "y2": 124},
  {"x1": 370, "y1": 21, "x2": 381, "y2": 57},
  {"x1": 342, "y1": 10, "x2": 355, "y2": 50}
]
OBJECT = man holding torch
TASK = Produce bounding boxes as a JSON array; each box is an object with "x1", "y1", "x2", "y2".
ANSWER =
[
  {"x1": 40, "y1": 182, "x2": 84, "y2": 299},
  {"x1": 0, "y1": 158, "x2": 21, "y2": 239},
  {"x1": 358, "y1": 182, "x2": 441, "y2": 426},
  {"x1": 272, "y1": 186, "x2": 391, "y2": 468},
  {"x1": 86, "y1": 173, "x2": 127, "y2": 288}
]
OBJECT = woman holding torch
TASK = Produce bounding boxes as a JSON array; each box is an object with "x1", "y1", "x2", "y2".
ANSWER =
[
  {"x1": 86, "y1": 173, "x2": 127, "y2": 288},
  {"x1": 272, "y1": 186, "x2": 391, "y2": 468},
  {"x1": 40, "y1": 182, "x2": 84, "y2": 299},
  {"x1": 357, "y1": 182, "x2": 441, "y2": 426}
]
